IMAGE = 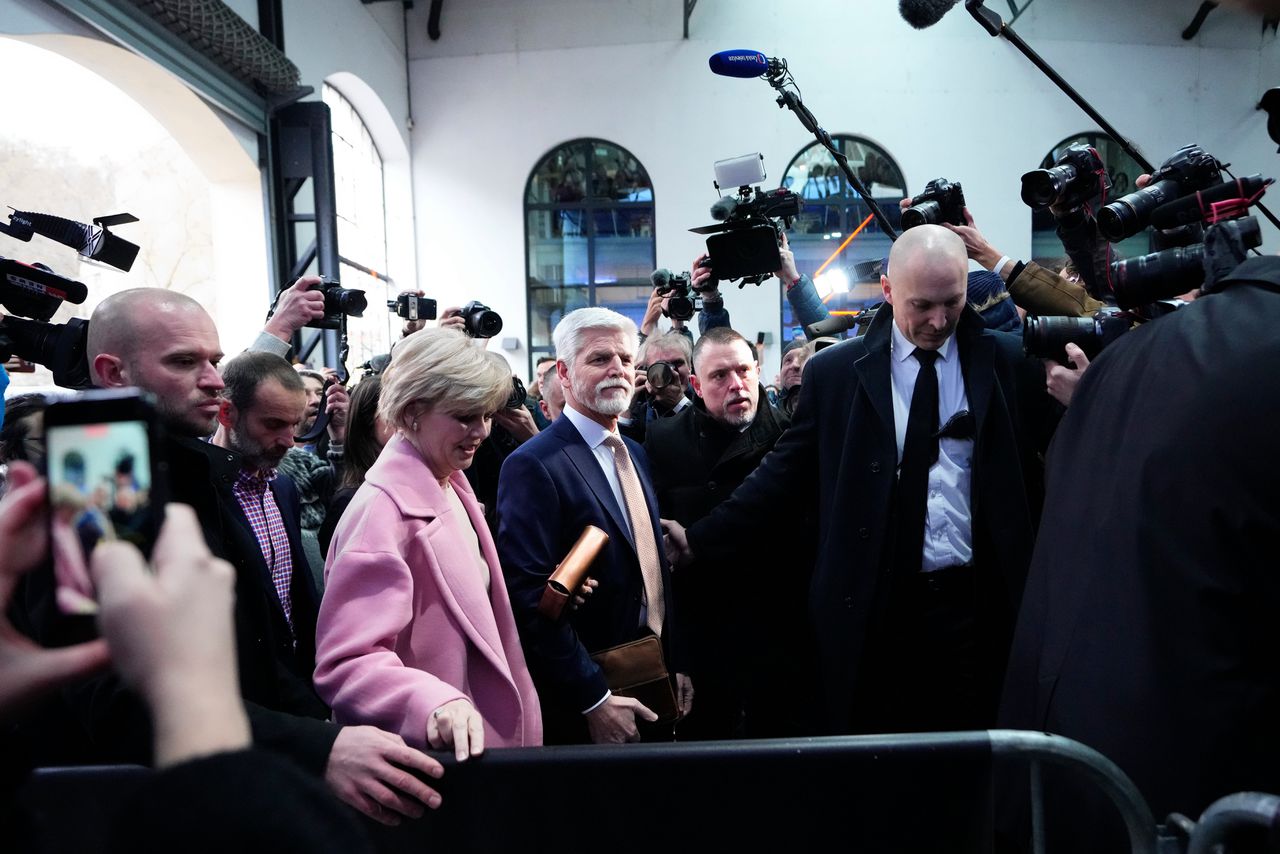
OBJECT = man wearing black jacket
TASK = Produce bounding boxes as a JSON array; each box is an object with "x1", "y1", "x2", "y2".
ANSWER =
[
  {"x1": 644, "y1": 327, "x2": 811, "y2": 739},
  {"x1": 664, "y1": 226, "x2": 1054, "y2": 735},
  {"x1": 20, "y1": 287, "x2": 443, "y2": 826},
  {"x1": 1000, "y1": 255, "x2": 1280, "y2": 845}
]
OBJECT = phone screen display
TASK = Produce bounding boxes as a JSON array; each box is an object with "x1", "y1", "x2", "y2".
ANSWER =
[{"x1": 46, "y1": 418, "x2": 156, "y2": 564}]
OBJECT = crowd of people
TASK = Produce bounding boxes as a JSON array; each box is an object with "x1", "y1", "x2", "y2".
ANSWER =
[{"x1": 1, "y1": 181, "x2": 1277, "y2": 852}]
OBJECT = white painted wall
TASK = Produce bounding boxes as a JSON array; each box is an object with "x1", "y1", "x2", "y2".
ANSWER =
[
  {"x1": 2, "y1": 0, "x2": 416, "y2": 363},
  {"x1": 405, "y1": 0, "x2": 1280, "y2": 379}
]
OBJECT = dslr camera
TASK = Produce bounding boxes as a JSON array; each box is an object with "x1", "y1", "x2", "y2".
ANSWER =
[
  {"x1": 1021, "y1": 144, "x2": 1111, "y2": 211},
  {"x1": 690, "y1": 153, "x2": 801, "y2": 285},
  {"x1": 388, "y1": 293, "x2": 437, "y2": 322},
  {"x1": 902, "y1": 178, "x2": 966, "y2": 229},
  {"x1": 458, "y1": 300, "x2": 503, "y2": 339},
  {"x1": 1022, "y1": 308, "x2": 1130, "y2": 363},
  {"x1": 1097, "y1": 144, "x2": 1222, "y2": 241},
  {"x1": 308, "y1": 278, "x2": 368, "y2": 331}
]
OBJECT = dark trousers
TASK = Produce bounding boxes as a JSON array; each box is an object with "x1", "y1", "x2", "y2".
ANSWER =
[{"x1": 851, "y1": 564, "x2": 999, "y2": 734}]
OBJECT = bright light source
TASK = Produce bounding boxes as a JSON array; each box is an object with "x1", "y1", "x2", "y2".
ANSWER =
[{"x1": 814, "y1": 267, "x2": 849, "y2": 298}]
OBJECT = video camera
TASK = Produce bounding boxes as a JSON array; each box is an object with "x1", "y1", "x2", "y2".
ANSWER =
[
  {"x1": 902, "y1": 178, "x2": 966, "y2": 229},
  {"x1": 650, "y1": 268, "x2": 701, "y2": 322},
  {"x1": 690, "y1": 153, "x2": 801, "y2": 286},
  {"x1": 0, "y1": 207, "x2": 141, "y2": 389}
]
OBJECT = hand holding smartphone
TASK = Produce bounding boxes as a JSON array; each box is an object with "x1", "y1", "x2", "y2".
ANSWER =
[{"x1": 44, "y1": 389, "x2": 169, "y2": 614}]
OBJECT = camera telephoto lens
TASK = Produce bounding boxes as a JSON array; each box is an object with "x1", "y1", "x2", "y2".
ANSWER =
[
  {"x1": 1097, "y1": 179, "x2": 1181, "y2": 242},
  {"x1": 1111, "y1": 245, "x2": 1207, "y2": 309}
]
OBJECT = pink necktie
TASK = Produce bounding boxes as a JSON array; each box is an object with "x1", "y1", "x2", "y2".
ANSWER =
[{"x1": 603, "y1": 435, "x2": 665, "y2": 636}]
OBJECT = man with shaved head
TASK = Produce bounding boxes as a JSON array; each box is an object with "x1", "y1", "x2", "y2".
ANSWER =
[
  {"x1": 24, "y1": 284, "x2": 449, "y2": 826},
  {"x1": 665, "y1": 225, "x2": 1053, "y2": 735}
]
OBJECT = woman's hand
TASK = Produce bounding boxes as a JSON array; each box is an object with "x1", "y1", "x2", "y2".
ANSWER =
[{"x1": 427, "y1": 698, "x2": 486, "y2": 761}]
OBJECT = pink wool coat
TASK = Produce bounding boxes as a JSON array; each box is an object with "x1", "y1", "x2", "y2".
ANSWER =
[{"x1": 313, "y1": 433, "x2": 542, "y2": 748}]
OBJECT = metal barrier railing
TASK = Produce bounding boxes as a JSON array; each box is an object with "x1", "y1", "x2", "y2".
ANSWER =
[
  {"x1": 18, "y1": 730, "x2": 1192, "y2": 852},
  {"x1": 988, "y1": 729, "x2": 1156, "y2": 854},
  {"x1": 1186, "y1": 792, "x2": 1280, "y2": 854}
]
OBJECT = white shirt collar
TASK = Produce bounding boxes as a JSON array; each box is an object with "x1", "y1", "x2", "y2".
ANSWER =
[
  {"x1": 563, "y1": 402, "x2": 620, "y2": 450},
  {"x1": 890, "y1": 319, "x2": 956, "y2": 364}
]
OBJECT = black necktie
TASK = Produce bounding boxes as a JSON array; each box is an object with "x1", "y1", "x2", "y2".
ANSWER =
[{"x1": 893, "y1": 348, "x2": 939, "y2": 575}]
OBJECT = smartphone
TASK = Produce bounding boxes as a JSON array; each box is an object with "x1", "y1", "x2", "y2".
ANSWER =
[
  {"x1": 44, "y1": 389, "x2": 169, "y2": 613},
  {"x1": 389, "y1": 293, "x2": 438, "y2": 321}
]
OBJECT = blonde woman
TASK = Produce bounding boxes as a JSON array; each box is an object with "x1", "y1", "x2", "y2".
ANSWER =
[{"x1": 314, "y1": 328, "x2": 541, "y2": 759}]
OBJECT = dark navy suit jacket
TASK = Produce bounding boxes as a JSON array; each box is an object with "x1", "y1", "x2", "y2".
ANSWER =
[{"x1": 496, "y1": 412, "x2": 677, "y2": 720}]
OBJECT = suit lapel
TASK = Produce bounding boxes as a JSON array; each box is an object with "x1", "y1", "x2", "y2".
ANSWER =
[
  {"x1": 558, "y1": 424, "x2": 636, "y2": 550},
  {"x1": 853, "y1": 315, "x2": 895, "y2": 440},
  {"x1": 959, "y1": 315, "x2": 996, "y2": 440}
]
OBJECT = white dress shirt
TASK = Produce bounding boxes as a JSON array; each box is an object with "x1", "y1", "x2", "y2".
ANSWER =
[
  {"x1": 889, "y1": 322, "x2": 974, "y2": 572},
  {"x1": 563, "y1": 403, "x2": 654, "y2": 714},
  {"x1": 562, "y1": 403, "x2": 633, "y2": 542}
]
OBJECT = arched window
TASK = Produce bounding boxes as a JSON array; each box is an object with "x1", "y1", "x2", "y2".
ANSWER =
[
  {"x1": 780, "y1": 135, "x2": 905, "y2": 343},
  {"x1": 525, "y1": 139, "x2": 655, "y2": 373},
  {"x1": 323, "y1": 82, "x2": 393, "y2": 370},
  {"x1": 1030, "y1": 132, "x2": 1149, "y2": 270}
]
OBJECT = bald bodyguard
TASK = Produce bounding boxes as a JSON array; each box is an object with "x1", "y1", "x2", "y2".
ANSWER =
[{"x1": 666, "y1": 225, "x2": 1055, "y2": 735}]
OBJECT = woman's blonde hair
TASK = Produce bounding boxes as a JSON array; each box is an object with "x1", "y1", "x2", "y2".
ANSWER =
[{"x1": 379, "y1": 328, "x2": 513, "y2": 428}]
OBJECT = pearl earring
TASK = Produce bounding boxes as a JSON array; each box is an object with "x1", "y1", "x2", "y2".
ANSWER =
[{"x1": 411, "y1": 419, "x2": 419, "y2": 432}]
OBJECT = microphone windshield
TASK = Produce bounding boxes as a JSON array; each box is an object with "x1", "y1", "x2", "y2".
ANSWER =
[
  {"x1": 709, "y1": 197, "x2": 738, "y2": 221},
  {"x1": 708, "y1": 50, "x2": 771, "y2": 78},
  {"x1": 899, "y1": 0, "x2": 962, "y2": 29},
  {"x1": 650, "y1": 268, "x2": 673, "y2": 288}
]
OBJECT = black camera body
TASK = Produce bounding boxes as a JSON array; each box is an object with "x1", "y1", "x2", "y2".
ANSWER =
[
  {"x1": 459, "y1": 301, "x2": 503, "y2": 339},
  {"x1": 388, "y1": 294, "x2": 437, "y2": 321},
  {"x1": 310, "y1": 278, "x2": 368, "y2": 330},
  {"x1": 690, "y1": 187, "x2": 801, "y2": 284},
  {"x1": 1021, "y1": 144, "x2": 1110, "y2": 211},
  {"x1": 506, "y1": 376, "x2": 527, "y2": 410},
  {"x1": 902, "y1": 178, "x2": 966, "y2": 229},
  {"x1": 1097, "y1": 144, "x2": 1222, "y2": 242}
]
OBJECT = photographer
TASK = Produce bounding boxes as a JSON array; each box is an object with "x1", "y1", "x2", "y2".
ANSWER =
[
  {"x1": 619, "y1": 332, "x2": 692, "y2": 443},
  {"x1": 644, "y1": 327, "x2": 810, "y2": 739}
]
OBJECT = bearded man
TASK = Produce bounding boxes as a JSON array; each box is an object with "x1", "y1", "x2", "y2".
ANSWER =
[{"x1": 496, "y1": 307, "x2": 688, "y2": 745}]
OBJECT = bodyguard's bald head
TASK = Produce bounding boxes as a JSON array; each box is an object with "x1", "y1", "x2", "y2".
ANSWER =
[
  {"x1": 882, "y1": 225, "x2": 969, "y2": 351},
  {"x1": 87, "y1": 288, "x2": 209, "y2": 367},
  {"x1": 887, "y1": 224, "x2": 968, "y2": 282}
]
